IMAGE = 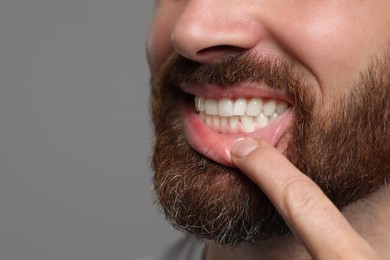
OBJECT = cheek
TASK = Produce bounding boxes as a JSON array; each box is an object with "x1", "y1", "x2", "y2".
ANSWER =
[
  {"x1": 147, "y1": 6, "x2": 179, "y2": 75},
  {"x1": 147, "y1": 23, "x2": 173, "y2": 75},
  {"x1": 285, "y1": 9, "x2": 388, "y2": 105},
  {"x1": 305, "y1": 21, "x2": 369, "y2": 70}
]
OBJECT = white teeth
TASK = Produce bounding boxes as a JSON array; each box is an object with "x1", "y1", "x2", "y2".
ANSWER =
[
  {"x1": 195, "y1": 96, "x2": 290, "y2": 132},
  {"x1": 276, "y1": 101, "x2": 288, "y2": 114},
  {"x1": 263, "y1": 99, "x2": 277, "y2": 116},
  {"x1": 205, "y1": 114, "x2": 212, "y2": 126},
  {"x1": 220, "y1": 117, "x2": 229, "y2": 128},
  {"x1": 195, "y1": 96, "x2": 200, "y2": 112},
  {"x1": 196, "y1": 96, "x2": 206, "y2": 112},
  {"x1": 256, "y1": 113, "x2": 269, "y2": 128},
  {"x1": 218, "y1": 98, "x2": 234, "y2": 117},
  {"x1": 212, "y1": 116, "x2": 220, "y2": 127},
  {"x1": 229, "y1": 116, "x2": 239, "y2": 130},
  {"x1": 240, "y1": 115, "x2": 254, "y2": 132},
  {"x1": 270, "y1": 112, "x2": 280, "y2": 122},
  {"x1": 205, "y1": 99, "x2": 219, "y2": 115},
  {"x1": 233, "y1": 98, "x2": 247, "y2": 116},
  {"x1": 246, "y1": 98, "x2": 263, "y2": 116}
]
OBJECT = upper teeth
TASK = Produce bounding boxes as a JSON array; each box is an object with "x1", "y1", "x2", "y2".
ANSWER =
[
  {"x1": 195, "y1": 96, "x2": 288, "y2": 117},
  {"x1": 195, "y1": 96, "x2": 289, "y2": 132}
]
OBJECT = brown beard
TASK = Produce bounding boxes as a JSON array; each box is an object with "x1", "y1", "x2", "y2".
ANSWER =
[{"x1": 150, "y1": 53, "x2": 390, "y2": 247}]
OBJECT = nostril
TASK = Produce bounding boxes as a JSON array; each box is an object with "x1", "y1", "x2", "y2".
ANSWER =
[{"x1": 197, "y1": 45, "x2": 247, "y2": 57}]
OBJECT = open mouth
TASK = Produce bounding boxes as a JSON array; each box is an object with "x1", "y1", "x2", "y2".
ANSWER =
[
  {"x1": 180, "y1": 84, "x2": 295, "y2": 167},
  {"x1": 195, "y1": 96, "x2": 289, "y2": 133}
]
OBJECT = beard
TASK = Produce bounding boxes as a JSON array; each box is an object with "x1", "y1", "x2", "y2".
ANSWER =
[{"x1": 150, "y1": 52, "x2": 390, "y2": 247}]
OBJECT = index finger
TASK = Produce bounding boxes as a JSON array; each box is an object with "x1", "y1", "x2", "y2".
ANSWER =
[{"x1": 231, "y1": 138, "x2": 377, "y2": 260}]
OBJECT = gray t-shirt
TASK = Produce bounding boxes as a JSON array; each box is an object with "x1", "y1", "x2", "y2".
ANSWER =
[{"x1": 138, "y1": 237, "x2": 205, "y2": 260}]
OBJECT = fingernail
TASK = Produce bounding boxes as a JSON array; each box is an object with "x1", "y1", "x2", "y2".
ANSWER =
[{"x1": 232, "y1": 138, "x2": 259, "y2": 158}]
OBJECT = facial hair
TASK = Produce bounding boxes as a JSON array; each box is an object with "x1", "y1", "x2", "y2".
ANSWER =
[{"x1": 150, "y1": 53, "x2": 390, "y2": 247}]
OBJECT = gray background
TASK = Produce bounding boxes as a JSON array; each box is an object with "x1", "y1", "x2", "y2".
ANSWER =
[{"x1": 0, "y1": 1, "x2": 180, "y2": 259}]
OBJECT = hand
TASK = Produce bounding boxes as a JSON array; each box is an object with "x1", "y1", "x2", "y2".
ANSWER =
[{"x1": 231, "y1": 138, "x2": 378, "y2": 260}]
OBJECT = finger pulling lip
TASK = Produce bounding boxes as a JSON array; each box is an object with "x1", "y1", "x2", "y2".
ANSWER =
[{"x1": 180, "y1": 88, "x2": 295, "y2": 167}]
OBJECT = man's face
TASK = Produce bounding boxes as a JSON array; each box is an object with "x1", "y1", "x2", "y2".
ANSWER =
[{"x1": 147, "y1": 1, "x2": 390, "y2": 246}]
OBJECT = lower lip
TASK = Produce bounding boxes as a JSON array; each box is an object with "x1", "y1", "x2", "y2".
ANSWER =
[{"x1": 181, "y1": 97, "x2": 295, "y2": 167}]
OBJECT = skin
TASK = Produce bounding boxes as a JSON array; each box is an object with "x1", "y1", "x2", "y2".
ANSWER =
[{"x1": 147, "y1": 0, "x2": 390, "y2": 259}]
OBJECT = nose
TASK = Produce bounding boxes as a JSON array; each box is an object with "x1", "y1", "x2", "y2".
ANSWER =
[{"x1": 172, "y1": 1, "x2": 265, "y2": 63}]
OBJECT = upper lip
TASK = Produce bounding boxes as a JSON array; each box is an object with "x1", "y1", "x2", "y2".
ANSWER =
[{"x1": 180, "y1": 83, "x2": 295, "y2": 105}]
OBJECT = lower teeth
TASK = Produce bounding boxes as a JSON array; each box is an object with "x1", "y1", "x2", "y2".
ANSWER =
[{"x1": 199, "y1": 112, "x2": 279, "y2": 133}]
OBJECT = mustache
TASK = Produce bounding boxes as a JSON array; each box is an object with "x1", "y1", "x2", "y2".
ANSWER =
[{"x1": 157, "y1": 53, "x2": 308, "y2": 99}]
